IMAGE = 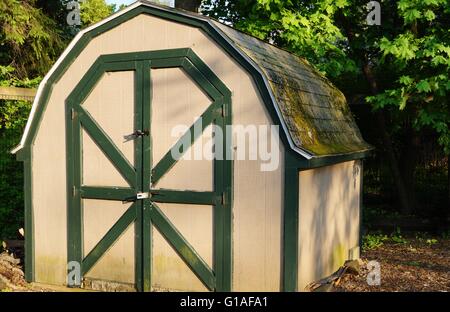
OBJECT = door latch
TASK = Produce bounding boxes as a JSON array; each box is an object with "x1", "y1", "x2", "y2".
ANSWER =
[
  {"x1": 137, "y1": 192, "x2": 149, "y2": 199},
  {"x1": 123, "y1": 129, "x2": 149, "y2": 142},
  {"x1": 122, "y1": 192, "x2": 150, "y2": 203}
]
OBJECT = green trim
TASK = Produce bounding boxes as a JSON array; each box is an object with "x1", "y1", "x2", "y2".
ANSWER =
[
  {"x1": 22, "y1": 147, "x2": 34, "y2": 282},
  {"x1": 181, "y1": 59, "x2": 223, "y2": 99},
  {"x1": 151, "y1": 58, "x2": 184, "y2": 69},
  {"x1": 151, "y1": 203, "x2": 216, "y2": 291},
  {"x1": 186, "y1": 49, "x2": 231, "y2": 98},
  {"x1": 359, "y1": 160, "x2": 364, "y2": 252},
  {"x1": 82, "y1": 204, "x2": 136, "y2": 274},
  {"x1": 213, "y1": 94, "x2": 233, "y2": 291},
  {"x1": 134, "y1": 60, "x2": 145, "y2": 292},
  {"x1": 283, "y1": 150, "x2": 300, "y2": 291},
  {"x1": 77, "y1": 107, "x2": 136, "y2": 187},
  {"x1": 141, "y1": 60, "x2": 152, "y2": 292},
  {"x1": 80, "y1": 186, "x2": 134, "y2": 200},
  {"x1": 66, "y1": 97, "x2": 83, "y2": 284},
  {"x1": 151, "y1": 189, "x2": 218, "y2": 205},
  {"x1": 151, "y1": 100, "x2": 221, "y2": 184},
  {"x1": 296, "y1": 150, "x2": 371, "y2": 171}
]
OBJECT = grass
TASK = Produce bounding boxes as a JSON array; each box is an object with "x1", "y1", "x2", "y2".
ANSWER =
[
  {"x1": 362, "y1": 228, "x2": 441, "y2": 251},
  {"x1": 363, "y1": 233, "x2": 389, "y2": 250}
]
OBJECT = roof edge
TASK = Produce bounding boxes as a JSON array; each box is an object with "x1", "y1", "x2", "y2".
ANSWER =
[
  {"x1": 11, "y1": 1, "x2": 142, "y2": 155},
  {"x1": 13, "y1": 1, "x2": 370, "y2": 163}
]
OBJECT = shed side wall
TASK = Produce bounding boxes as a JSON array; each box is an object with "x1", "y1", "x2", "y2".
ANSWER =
[
  {"x1": 297, "y1": 160, "x2": 361, "y2": 290},
  {"x1": 31, "y1": 13, "x2": 283, "y2": 291}
]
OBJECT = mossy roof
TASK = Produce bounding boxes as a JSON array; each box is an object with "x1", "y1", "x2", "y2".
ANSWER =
[{"x1": 212, "y1": 21, "x2": 372, "y2": 157}]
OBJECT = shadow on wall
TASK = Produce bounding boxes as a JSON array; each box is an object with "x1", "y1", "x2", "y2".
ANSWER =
[{"x1": 299, "y1": 160, "x2": 360, "y2": 290}]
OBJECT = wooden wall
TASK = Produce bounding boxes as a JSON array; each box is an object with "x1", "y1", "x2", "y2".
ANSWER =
[
  {"x1": 31, "y1": 13, "x2": 284, "y2": 291},
  {"x1": 297, "y1": 160, "x2": 361, "y2": 290}
]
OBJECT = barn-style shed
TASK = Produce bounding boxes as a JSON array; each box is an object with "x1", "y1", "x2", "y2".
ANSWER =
[{"x1": 13, "y1": 1, "x2": 372, "y2": 292}]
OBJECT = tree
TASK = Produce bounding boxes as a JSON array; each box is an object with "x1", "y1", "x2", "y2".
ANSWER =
[
  {"x1": 0, "y1": 0, "x2": 122, "y2": 238},
  {"x1": 80, "y1": 0, "x2": 116, "y2": 26},
  {"x1": 0, "y1": 0, "x2": 65, "y2": 79},
  {"x1": 202, "y1": 0, "x2": 450, "y2": 215}
]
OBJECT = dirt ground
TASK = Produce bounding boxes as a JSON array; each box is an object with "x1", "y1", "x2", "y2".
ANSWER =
[{"x1": 336, "y1": 238, "x2": 450, "y2": 292}]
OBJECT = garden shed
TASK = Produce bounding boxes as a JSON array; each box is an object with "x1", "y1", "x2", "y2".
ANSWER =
[{"x1": 12, "y1": 1, "x2": 372, "y2": 292}]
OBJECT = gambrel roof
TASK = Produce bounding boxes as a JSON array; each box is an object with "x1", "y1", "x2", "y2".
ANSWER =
[
  {"x1": 13, "y1": 0, "x2": 372, "y2": 161},
  {"x1": 213, "y1": 22, "x2": 372, "y2": 156}
]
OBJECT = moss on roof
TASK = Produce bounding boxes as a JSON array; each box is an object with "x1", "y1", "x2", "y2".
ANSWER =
[{"x1": 212, "y1": 21, "x2": 372, "y2": 156}]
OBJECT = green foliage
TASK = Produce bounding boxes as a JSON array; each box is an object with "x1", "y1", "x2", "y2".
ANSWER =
[
  {"x1": 363, "y1": 233, "x2": 388, "y2": 250},
  {"x1": 0, "y1": 0, "x2": 115, "y2": 239},
  {"x1": 363, "y1": 228, "x2": 417, "y2": 251},
  {"x1": 415, "y1": 232, "x2": 439, "y2": 245},
  {"x1": 0, "y1": 0, "x2": 64, "y2": 239},
  {"x1": 0, "y1": 66, "x2": 40, "y2": 130},
  {"x1": 390, "y1": 227, "x2": 408, "y2": 244},
  {"x1": 368, "y1": 0, "x2": 450, "y2": 153},
  {"x1": 0, "y1": 127, "x2": 25, "y2": 239},
  {"x1": 80, "y1": 0, "x2": 115, "y2": 26},
  {"x1": 0, "y1": 66, "x2": 36, "y2": 239},
  {"x1": 202, "y1": 0, "x2": 450, "y2": 155},
  {"x1": 426, "y1": 238, "x2": 438, "y2": 245},
  {"x1": 203, "y1": 0, "x2": 357, "y2": 77},
  {"x1": 0, "y1": 0, "x2": 65, "y2": 78}
]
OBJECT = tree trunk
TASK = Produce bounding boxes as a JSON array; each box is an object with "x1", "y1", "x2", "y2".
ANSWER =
[
  {"x1": 399, "y1": 125, "x2": 420, "y2": 214},
  {"x1": 362, "y1": 61, "x2": 415, "y2": 215},
  {"x1": 175, "y1": 0, "x2": 202, "y2": 12}
]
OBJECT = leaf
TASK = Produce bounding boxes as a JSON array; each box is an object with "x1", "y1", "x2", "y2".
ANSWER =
[
  {"x1": 403, "y1": 9, "x2": 421, "y2": 23},
  {"x1": 399, "y1": 95, "x2": 408, "y2": 110},
  {"x1": 424, "y1": 10, "x2": 436, "y2": 21},
  {"x1": 335, "y1": 0, "x2": 348, "y2": 8},
  {"x1": 399, "y1": 75, "x2": 413, "y2": 85},
  {"x1": 416, "y1": 80, "x2": 432, "y2": 93}
]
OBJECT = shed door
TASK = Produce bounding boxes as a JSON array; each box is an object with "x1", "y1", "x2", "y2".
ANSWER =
[{"x1": 66, "y1": 49, "x2": 232, "y2": 291}]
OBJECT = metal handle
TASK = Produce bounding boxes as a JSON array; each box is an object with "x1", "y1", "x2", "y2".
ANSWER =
[{"x1": 123, "y1": 129, "x2": 149, "y2": 142}]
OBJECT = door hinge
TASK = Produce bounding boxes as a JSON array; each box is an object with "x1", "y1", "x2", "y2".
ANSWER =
[
  {"x1": 71, "y1": 108, "x2": 76, "y2": 120},
  {"x1": 215, "y1": 105, "x2": 226, "y2": 118},
  {"x1": 222, "y1": 105, "x2": 226, "y2": 118},
  {"x1": 221, "y1": 192, "x2": 226, "y2": 205},
  {"x1": 72, "y1": 185, "x2": 76, "y2": 197}
]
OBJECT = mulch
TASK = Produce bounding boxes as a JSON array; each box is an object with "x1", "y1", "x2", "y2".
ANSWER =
[{"x1": 336, "y1": 238, "x2": 450, "y2": 292}]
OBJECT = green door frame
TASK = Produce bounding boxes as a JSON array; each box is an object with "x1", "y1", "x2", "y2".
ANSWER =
[{"x1": 66, "y1": 48, "x2": 233, "y2": 292}]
